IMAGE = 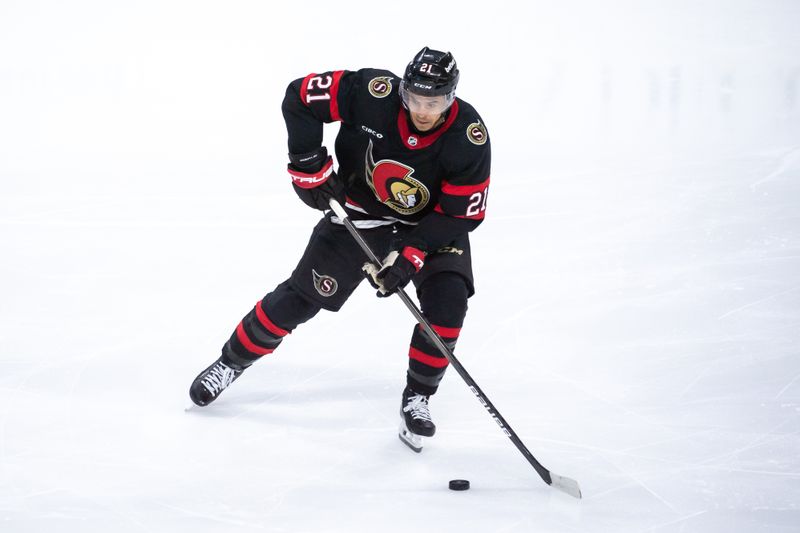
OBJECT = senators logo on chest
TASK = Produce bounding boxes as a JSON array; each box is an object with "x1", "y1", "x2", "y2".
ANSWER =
[{"x1": 364, "y1": 140, "x2": 430, "y2": 215}]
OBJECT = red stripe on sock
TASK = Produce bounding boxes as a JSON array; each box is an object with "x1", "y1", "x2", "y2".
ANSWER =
[
  {"x1": 423, "y1": 324, "x2": 461, "y2": 338},
  {"x1": 236, "y1": 323, "x2": 275, "y2": 356},
  {"x1": 255, "y1": 301, "x2": 289, "y2": 337},
  {"x1": 409, "y1": 347, "x2": 449, "y2": 368}
]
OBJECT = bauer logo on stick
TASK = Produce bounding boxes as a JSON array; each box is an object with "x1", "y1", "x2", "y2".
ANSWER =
[{"x1": 312, "y1": 269, "x2": 338, "y2": 297}]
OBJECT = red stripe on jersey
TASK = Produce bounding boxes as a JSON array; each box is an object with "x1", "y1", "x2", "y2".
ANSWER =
[
  {"x1": 299, "y1": 72, "x2": 316, "y2": 107},
  {"x1": 236, "y1": 323, "x2": 275, "y2": 356},
  {"x1": 434, "y1": 204, "x2": 486, "y2": 220},
  {"x1": 441, "y1": 176, "x2": 490, "y2": 196},
  {"x1": 255, "y1": 300, "x2": 290, "y2": 337},
  {"x1": 424, "y1": 323, "x2": 462, "y2": 338},
  {"x1": 409, "y1": 347, "x2": 450, "y2": 368},
  {"x1": 344, "y1": 196, "x2": 362, "y2": 208},
  {"x1": 329, "y1": 70, "x2": 345, "y2": 121},
  {"x1": 397, "y1": 100, "x2": 460, "y2": 150}
]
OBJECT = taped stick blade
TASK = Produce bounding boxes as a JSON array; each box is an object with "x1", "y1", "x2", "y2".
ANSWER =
[{"x1": 550, "y1": 473, "x2": 582, "y2": 499}]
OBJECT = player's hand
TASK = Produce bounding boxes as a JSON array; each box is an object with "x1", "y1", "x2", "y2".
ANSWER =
[
  {"x1": 362, "y1": 246, "x2": 426, "y2": 297},
  {"x1": 288, "y1": 146, "x2": 345, "y2": 210}
]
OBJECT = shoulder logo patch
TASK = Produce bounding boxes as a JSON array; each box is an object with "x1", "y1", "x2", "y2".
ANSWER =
[
  {"x1": 467, "y1": 122, "x2": 488, "y2": 145},
  {"x1": 368, "y1": 76, "x2": 393, "y2": 98}
]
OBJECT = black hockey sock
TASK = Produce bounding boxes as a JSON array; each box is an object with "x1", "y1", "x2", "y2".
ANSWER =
[
  {"x1": 222, "y1": 280, "x2": 323, "y2": 365},
  {"x1": 223, "y1": 299, "x2": 289, "y2": 366},
  {"x1": 406, "y1": 273, "x2": 469, "y2": 395}
]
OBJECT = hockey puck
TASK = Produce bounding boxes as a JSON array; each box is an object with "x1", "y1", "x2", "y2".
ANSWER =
[{"x1": 448, "y1": 479, "x2": 470, "y2": 491}]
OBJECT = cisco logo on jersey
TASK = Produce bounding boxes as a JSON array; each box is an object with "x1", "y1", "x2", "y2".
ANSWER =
[
  {"x1": 364, "y1": 140, "x2": 430, "y2": 215},
  {"x1": 312, "y1": 269, "x2": 338, "y2": 297},
  {"x1": 361, "y1": 125, "x2": 384, "y2": 139}
]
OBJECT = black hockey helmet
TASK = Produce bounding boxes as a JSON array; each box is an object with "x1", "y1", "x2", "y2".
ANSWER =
[{"x1": 400, "y1": 47, "x2": 459, "y2": 113}]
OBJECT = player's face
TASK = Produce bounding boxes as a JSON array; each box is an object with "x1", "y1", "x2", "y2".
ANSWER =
[
  {"x1": 409, "y1": 109, "x2": 443, "y2": 132},
  {"x1": 405, "y1": 93, "x2": 448, "y2": 131}
]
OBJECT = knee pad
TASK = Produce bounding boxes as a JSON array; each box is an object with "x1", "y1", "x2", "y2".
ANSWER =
[
  {"x1": 225, "y1": 280, "x2": 323, "y2": 365},
  {"x1": 417, "y1": 272, "x2": 469, "y2": 326},
  {"x1": 263, "y1": 279, "x2": 323, "y2": 330}
]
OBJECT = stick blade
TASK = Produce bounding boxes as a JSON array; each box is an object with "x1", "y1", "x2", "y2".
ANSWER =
[{"x1": 550, "y1": 473, "x2": 582, "y2": 499}]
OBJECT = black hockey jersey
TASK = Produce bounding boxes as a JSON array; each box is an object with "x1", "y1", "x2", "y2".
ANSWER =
[{"x1": 282, "y1": 68, "x2": 491, "y2": 253}]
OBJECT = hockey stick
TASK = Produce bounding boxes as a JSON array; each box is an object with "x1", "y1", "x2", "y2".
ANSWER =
[{"x1": 328, "y1": 198, "x2": 582, "y2": 499}]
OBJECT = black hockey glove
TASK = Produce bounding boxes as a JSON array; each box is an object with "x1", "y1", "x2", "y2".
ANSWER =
[
  {"x1": 362, "y1": 246, "x2": 426, "y2": 298},
  {"x1": 288, "y1": 146, "x2": 345, "y2": 211}
]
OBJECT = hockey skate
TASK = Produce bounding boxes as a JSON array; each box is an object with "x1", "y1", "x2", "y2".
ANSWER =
[
  {"x1": 398, "y1": 386, "x2": 436, "y2": 453},
  {"x1": 189, "y1": 356, "x2": 246, "y2": 406}
]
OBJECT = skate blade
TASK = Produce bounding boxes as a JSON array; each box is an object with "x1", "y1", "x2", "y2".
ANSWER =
[
  {"x1": 184, "y1": 400, "x2": 205, "y2": 412},
  {"x1": 399, "y1": 421, "x2": 424, "y2": 453}
]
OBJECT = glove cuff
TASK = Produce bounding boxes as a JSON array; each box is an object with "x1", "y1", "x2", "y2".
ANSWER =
[
  {"x1": 288, "y1": 156, "x2": 333, "y2": 189},
  {"x1": 401, "y1": 246, "x2": 426, "y2": 272},
  {"x1": 288, "y1": 146, "x2": 328, "y2": 171}
]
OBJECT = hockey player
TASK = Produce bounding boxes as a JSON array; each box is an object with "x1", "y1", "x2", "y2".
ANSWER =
[{"x1": 189, "y1": 47, "x2": 491, "y2": 452}]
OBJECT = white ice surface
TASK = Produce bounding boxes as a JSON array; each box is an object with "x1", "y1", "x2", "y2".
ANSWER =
[{"x1": 2, "y1": 1, "x2": 800, "y2": 532}]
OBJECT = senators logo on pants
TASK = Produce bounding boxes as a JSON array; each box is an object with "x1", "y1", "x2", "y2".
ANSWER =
[
  {"x1": 365, "y1": 141, "x2": 429, "y2": 215},
  {"x1": 312, "y1": 269, "x2": 338, "y2": 297}
]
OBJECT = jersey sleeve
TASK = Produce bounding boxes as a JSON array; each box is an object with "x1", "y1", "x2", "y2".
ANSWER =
[
  {"x1": 403, "y1": 127, "x2": 492, "y2": 253},
  {"x1": 435, "y1": 141, "x2": 491, "y2": 222},
  {"x1": 282, "y1": 70, "x2": 359, "y2": 155}
]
